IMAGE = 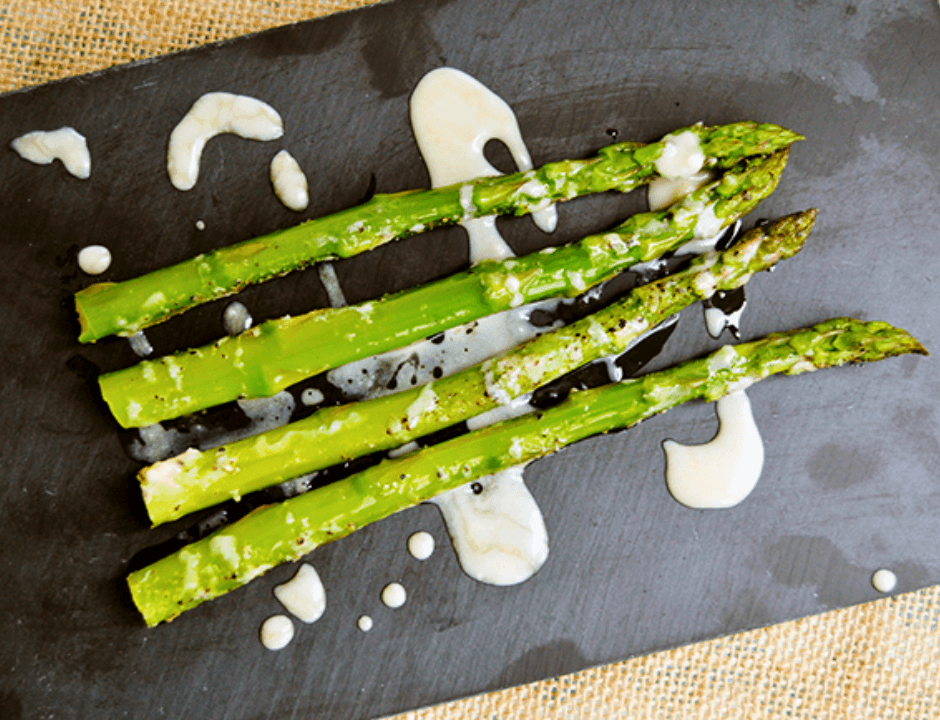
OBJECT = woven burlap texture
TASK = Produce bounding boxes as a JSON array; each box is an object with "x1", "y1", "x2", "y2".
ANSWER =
[{"x1": 3, "y1": 2, "x2": 938, "y2": 718}]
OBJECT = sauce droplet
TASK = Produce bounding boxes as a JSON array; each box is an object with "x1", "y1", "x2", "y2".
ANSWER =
[
  {"x1": 381, "y1": 582, "x2": 407, "y2": 609},
  {"x1": 273, "y1": 563, "x2": 326, "y2": 624},
  {"x1": 407, "y1": 531, "x2": 435, "y2": 561},
  {"x1": 357, "y1": 614, "x2": 373, "y2": 632},
  {"x1": 77, "y1": 245, "x2": 111, "y2": 275},
  {"x1": 259, "y1": 614, "x2": 294, "y2": 650},
  {"x1": 872, "y1": 568, "x2": 897, "y2": 593},
  {"x1": 270, "y1": 149, "x2": 309, "y2": 212}
]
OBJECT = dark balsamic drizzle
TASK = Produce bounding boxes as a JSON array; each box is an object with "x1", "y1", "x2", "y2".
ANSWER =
[{"x1": 702, "y1": 219, "x2": 747, "y2": 339}]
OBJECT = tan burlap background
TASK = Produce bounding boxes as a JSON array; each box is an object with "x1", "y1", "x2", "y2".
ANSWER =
[{"x1": 3, "y1": 2, "x2": 938, "y2": 718}]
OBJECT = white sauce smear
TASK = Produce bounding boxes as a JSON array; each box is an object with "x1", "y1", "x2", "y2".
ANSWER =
[
  {"x1": 270, "y1": 149, "x2": 309, "y2": 212},
  {"x1": 167, "y1": 92, "x2": 283, "y2": 191},
  {"x1": 77, "y1": 245, "x2": 111, "y2": 275},
  {"x1": 273, "y1": 563, "x2": 326, "y2": 624},
  {"x1": 872, "y1": 568, "x2": 897, "y2": 593},
  {"x1": 407, "y1": 531, "x2": 435, "y2": 561},
  {"x1": 11, "y1": 127, "x2": 91, "y2": 179},
  {"x1": 357, "y1": 615, "x2": 373, "y2": 632},
  {"x1": 664, "y1": 390, "x2": 764, "y2": 509},
  {"x1": 410, "y1": 67, "x2": 556, "y2": 265},
  {"x1": 381, "y1": 582, "x2": 407, "y2": 609},
  {"x1": 260, "y1": 614, "x2": 294, "y2": 651},
  {"x1": 431, "y1": 465, "x2": 548, "y2": 585},
  {"x1": 327, "y1": 298, "x2": 559, "y2": 401}
]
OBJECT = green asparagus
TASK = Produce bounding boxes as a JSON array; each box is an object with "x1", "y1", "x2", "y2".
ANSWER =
[
  {"x1": 101, "y1": 150, "x2": 791, "y2": 428},
  {"x1": 140, "y1": 210, "x2": 817, "y2": 525},
  {"x1": 75, "y1": 121, "x2": 802, "y2": 343},
  {"x1": 127, "y1": 318, "x2": 927, "y2": 626}
]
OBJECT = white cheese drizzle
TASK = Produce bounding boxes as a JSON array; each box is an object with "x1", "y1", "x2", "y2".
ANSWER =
[
  {"x1": 77, "y1": 245, "x2": 111, "y2": 275},
  {"x1": 270, "y1": 149, "x2": 309, "y2": 212},
  {"x1": 260, "y1": 614, "x2": 294, "y2": 650},
  {"x1": 663, "y1": 390, "x2": 764, "y2": 509},
  {"x1": 11, "y1": 127, "x2": 91, "y2": 179},
  {"x1": 381, "y1": 582, "x2": 407, "y2": 609},
  {"x1": 273, "y1": 563, "x2": 326, "y2": 624},
  {"x1": 167, "y1": 92, "x2": 283, "y2": 191},
  {"x1": 407, "y1": 531, "x2": 435, "y2": 561},
  {"x1": 410, "y1": 67, "x2": 556, "y2": 265}
]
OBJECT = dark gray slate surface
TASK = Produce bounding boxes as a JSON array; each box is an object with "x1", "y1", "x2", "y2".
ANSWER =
[{"x1": 1, "y1": 1, "x2": 939, "y2": 718}]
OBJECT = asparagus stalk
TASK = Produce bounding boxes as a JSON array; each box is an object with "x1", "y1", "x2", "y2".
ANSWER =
[
  {"x1": 101, "y1": 150, "x2": 791, "y2": 428},
  {"x1": 141, "y1": 210, "x2": 817, "y2": 525},
  {"x1": 75, "y1": 121, "x2": 801, "y2": 343},
  {"x1": 127, "y1": 318, "x2": 927, "y2": 626}
]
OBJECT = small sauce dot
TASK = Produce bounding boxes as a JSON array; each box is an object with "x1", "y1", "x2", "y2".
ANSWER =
[
  {"x1": 77, "y1": 245, "x2": 111, "y2": 275},
  {"x1": 381, "y1": 582, "x2": 406, "y2": 609},
  {"x1": 872, "y1": 568, "x2": 897, "y2": 594},
  {"x1": 357, "y1": 614, "x2": 373, "y2": 632}
]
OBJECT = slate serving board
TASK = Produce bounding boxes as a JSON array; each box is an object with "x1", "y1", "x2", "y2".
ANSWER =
[{"x1": 1, "y1": 0, "x2": 939, "y2": 718}]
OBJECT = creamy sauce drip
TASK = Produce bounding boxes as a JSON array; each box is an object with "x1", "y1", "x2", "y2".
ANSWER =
[
  {"x1": 195, "y1": 220, "x2": 206, "y2": 231},
  {"x1": 357, "y1": 615, "x2": 373, "y2": 632},
  {"x1": 317, "y1": 263, "x2": 347, "y2": 308},
  {"x1": 222, "y1": 301, "x2": 253, "y2": 336},
  {"x1": 260, "y1": 614, "x2": 294, "y2": 650},
  {"x1": 381, "y1": 582, "x2": 407, "y2": 608},
  {"x1": 11, "y1": 127, "x2": 91, "y2": 179},
  {"x1": 77, "y1": 245, "x2": 111, "y2": 275},
  {"x1": 872, "y1": 569, "x2": 897, "y2": 593},
  {"x1": 410, "y1": 67, "x2": 556, "y2": 265},
  {"x1": 664, "y1": 390, "x2": 764, "y2": 509},
  {"x1": 273, "y1": 563, "x2": 326, "y2": 623},
  {"x1": 270, "y1": 149, "x2": 309, "y2": 212},
  {"x1": 430, "y1": 465, "x2": 548, "y2": 586},
  {"x1": 407, "y1": 531, "x2": 435, "y2": 561},
  {"x1": 167, "y1": 92, "x2": 283, "y2": 191}
]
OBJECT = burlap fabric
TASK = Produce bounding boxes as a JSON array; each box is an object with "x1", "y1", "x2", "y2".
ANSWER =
[{"x1": 3, "y1": 2, "x2": 938, "y2": 718}]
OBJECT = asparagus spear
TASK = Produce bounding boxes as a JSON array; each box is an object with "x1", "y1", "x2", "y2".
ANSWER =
[
  {"x1": 141, "y1": 210, "x2": 817, "y2": 525},
  {"x1": 127, "y1": 318, "x2": 927, "y2": 626},
  {"x1": 101, "y1": 150, "x2": 791, "y2": 428},
  {"x1": 75, "y1": 121, "x2": 801, "y2": 343}
]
